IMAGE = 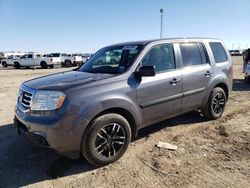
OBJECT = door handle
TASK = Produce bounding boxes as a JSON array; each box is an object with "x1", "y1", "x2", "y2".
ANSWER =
[
  {"x1": 169, "y1": 78, "x2": 181, "y2": 85},
  {"x1": 204, "y1": 71, "x2": 211, "y2": 77}
]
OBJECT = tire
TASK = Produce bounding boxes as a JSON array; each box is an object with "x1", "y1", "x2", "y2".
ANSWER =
[
  {"x1": 202, "y1": 87, "x2": 227, "y2": 120},
  {"x1": 81, "y1": 113, "x2": 131, "y2": 166},
  {"x1": 64, "y1": 60, "x2": 72, "y2": 67},
  {"x1": 14, "y1": 62, "x2": 20, "y2": 69},
  {"x1": 40, "y1": 61, "x2": 48, "y2": 69},
  {"x1": 2, "y1": 61, "x2": 7, "y2": 68},
  {"x1": 244, "y1": 76, "x2": 250, "y2": 83}
]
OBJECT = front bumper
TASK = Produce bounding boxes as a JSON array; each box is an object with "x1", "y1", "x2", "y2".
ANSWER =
[{"x1": 14, "y1": 106, "x2": 88, "y2": 158}]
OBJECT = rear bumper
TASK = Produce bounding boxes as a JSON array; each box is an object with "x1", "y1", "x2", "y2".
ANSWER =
[{"x1": 14, "y1": 106, "x2": 88, "y2": 158}]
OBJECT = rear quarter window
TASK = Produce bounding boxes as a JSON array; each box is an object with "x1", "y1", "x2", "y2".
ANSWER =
[{"x1": 209, "y1": 42, "x2": 228, "y2": 63}]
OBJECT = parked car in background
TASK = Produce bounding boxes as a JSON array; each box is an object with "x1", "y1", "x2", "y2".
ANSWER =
[
  {"x1": 50, "y1": 53, "x2": 74, "y2": 67},
  {"x1": 72, "y1": 53, "x2": 84, "y2": 66},
  {"x1": 243, "y1": 48, "x2": 250, "y2": 82},
  {"x1": 14, "y1": 38, "x2": 232, "y2": 166},
  {"x1": 229, "y1": 50, "x2": 241, "y2": 56},
  {"x1": 1, "y1": 55, "x2": 21, "y2": 67},
  {"x1": 12, "y1": 53, "x2": 57, "y2": 69},
  {"x1": 78, "y1": 53, "x2": 92, "y2": 66}
]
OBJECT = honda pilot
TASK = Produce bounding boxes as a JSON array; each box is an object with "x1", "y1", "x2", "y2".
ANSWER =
[{"x1": 14, "y1": 38, "x2": 233, "y2": 166}]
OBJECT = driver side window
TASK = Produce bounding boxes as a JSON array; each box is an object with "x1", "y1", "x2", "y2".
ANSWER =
[{"x1": 142, "y1": 44, "x2": 176, "y2": 73}]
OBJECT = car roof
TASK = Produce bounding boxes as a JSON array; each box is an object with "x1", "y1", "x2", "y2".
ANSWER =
[{"x1": 107, "y1": 38, "x2": 223, "y2": 47}]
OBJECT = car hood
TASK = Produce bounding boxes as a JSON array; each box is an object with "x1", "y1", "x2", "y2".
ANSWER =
[{"x1": 24, "y1": 70, "x2": 114, "y2": 90}]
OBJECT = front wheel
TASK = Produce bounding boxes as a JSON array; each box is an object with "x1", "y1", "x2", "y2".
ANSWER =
[
  {"x1": 202, "y1": 87, "x2": 227, "y2": 120},
  {"x1": 2, "y1": 62, "x2": 7, "y2": 67},
  {"x1": 81, "y1": 113, "x2": 131, "y2": 166}
]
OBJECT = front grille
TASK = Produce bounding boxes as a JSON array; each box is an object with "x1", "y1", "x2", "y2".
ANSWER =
[
  {"x1": 18, "y1": 84, "x2": 35, "y2": 112},
  {"x1": 21, "y1": 91, "x2": 33, "y2": 108}
]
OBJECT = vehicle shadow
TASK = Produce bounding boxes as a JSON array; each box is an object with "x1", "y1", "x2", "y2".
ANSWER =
[
  {"x1": 0, "y1": 123, "x2": 95, "y2": 187},
  {"x1": 232, "y1": 78, "x2": 250, "y2": 91},
  {"x1": 0, "y1": 112, "x2": 205, "y2": 187}
]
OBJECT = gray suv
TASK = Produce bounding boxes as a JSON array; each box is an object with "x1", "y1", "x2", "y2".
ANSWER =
[{"x1": 14, "y1": 38, "x2": 233, "y2": 166}]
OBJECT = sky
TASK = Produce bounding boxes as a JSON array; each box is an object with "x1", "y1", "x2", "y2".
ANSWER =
[{"x1": 0, "y1": 0, "x2": 249, "y2": 53}]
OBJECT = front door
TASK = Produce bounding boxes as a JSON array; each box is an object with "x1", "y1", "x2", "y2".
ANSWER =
[{"x1": 135, "y1": 43, "x2": 183, "y2": 127}]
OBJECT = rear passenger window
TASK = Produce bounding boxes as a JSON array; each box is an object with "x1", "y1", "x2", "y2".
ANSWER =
[
  {"x1": 209, "y1": 42, "x2": 228, "y2": 63},
  {"x1": 27, "y1": 54, "x2": 33, "y2": 58},
  {"x1": 180, "y1": 43, "x2": 203, "y2": 67},
  {"x1": 142, "y1": 44, "x2": 176, "y2": 73}
]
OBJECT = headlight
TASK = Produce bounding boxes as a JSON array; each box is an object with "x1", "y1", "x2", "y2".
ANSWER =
[{"x1": 31, "y1": 91, "x2": 65, "y2": 111}]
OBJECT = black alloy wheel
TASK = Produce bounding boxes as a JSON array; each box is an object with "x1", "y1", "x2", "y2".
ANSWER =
[{"x1": 95, "y1": 123, "x2": 126, "y2": 158}]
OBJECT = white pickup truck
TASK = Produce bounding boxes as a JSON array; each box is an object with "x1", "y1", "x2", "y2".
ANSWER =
[
  {"x1": 12, "y1": 53, "x2": 59, "y2": 69},
  {"x1": 50, "y1": 53, "x2": 74, "y2": 67},
  {"x1": 1, "y1": 55, "x2": 21, "y2": 67}
]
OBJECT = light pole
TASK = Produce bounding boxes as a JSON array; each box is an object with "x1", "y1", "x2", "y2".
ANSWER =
[{"x1": 160, "y1": 8, "x2": 164, "y2": 38}]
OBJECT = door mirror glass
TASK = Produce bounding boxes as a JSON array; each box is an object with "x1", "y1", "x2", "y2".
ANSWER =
[{"x1": 138, "y1": 65, "x2": 156, "y2": 77}]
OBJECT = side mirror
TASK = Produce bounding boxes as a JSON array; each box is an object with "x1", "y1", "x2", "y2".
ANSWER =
[{"x1": 137, "y1": 65, "x2": 156, "y2": 77}]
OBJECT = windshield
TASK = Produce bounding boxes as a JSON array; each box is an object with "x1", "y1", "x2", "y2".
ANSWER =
[{"x1": 79, "y1": 45, "x2": 143, "y2": 74}]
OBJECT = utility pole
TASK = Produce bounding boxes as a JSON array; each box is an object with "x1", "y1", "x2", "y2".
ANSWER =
[{"x1": 160, "y1": 8, "x2": 164, "y2": 38}]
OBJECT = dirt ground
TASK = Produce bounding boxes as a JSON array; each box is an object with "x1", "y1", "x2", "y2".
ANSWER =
[{"x1": 0, "y1": 56, "x2": 249, "y2": 188}]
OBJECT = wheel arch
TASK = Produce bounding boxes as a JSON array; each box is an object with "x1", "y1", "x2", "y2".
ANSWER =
[
  {"x1": 65, "y1": 59, "x2": 72, "y2": 63},
  {"x1": 202, "y1": 80, "x2": 229, "y2": 108},
  {"x1": 82, "y1": 107, "x2": 139, "y2": 141},
  {"x1": 214, "y1": 82, "x2": 229, "y2": 100},
  {"x1": 98, "y1": 108, "x2": 138, "y2": 139}
]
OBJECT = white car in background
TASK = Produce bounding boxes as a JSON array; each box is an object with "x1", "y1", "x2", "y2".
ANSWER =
[
  {"x1": 50, "y1": 53, "x2": 74, "y2": 67},
  {"x1": 243, "y1": 49, "x2": 250, "y2": 82},
  {"x1": 12, "y1": 53, "x2": 56, "y2": 69},
  {"x1": 72, "y1": 53, "x2": 84, "y2": 66},
  {"x1": 1, "y1": 55, "x2": 21, "y2": 67}
]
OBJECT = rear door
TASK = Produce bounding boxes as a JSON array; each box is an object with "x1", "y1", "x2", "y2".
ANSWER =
[
  {"x1": 179, "y1": 42, "x2": 212, "y2": 110},
  {"x1": 135, "y1": 43, "x2": 183, "y2": 127}
]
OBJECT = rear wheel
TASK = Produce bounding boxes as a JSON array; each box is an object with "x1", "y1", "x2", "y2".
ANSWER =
[
  {"x1": 81, "y1": 113, "x2": 131, "y2": 166},
  {"x1": 202, "y1": 87, "x2": 226, "y2": 120},
  {"x1": 14, "y1": 62, "x2": 20, "y2": 69},
  {"x1": 64, "y1": 60, "x2": 72, "y2": 67},
  {"x1": 40, "y1": 61, "x2": 48, "y2": 69}
]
